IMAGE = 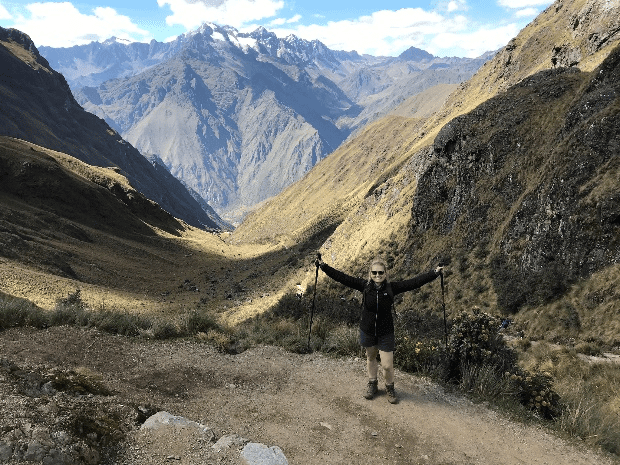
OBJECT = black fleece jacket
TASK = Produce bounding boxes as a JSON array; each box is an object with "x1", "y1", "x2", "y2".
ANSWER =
[{"x1": 320, "y1": 263, "x2": 439, "y2": 337}]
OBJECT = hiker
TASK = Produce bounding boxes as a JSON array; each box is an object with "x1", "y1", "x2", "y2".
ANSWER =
[{"x1": 315, "y1": 256, "x2": 443, "y2": 404}]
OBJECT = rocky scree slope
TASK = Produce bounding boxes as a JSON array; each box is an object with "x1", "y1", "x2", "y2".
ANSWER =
[
  {"x1": 0, "y1": 27, "x2": 221, "y2": 230},
  {"x1": 56, "y1": 23, "x2": 488, "y2": 221}
]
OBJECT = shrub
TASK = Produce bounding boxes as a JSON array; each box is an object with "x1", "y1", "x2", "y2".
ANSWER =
[
  {"x1": 50, "y1": 290, "x2": 90, "y2": 326},
  {"x1": 0, "y1": 294, "x2": 48, "y2": 330},
  {"x1": 445, "y1": 308, "x2": 517, "y2": 381},
  {"x1": 205, "y1": 329, "x2": 235, "y2": 353},
  {"x1": 574, "y1": 341, "x2": 603, "y2": 357},
  {"x1": 92, "y1": 310, "x2": 149, "y2": 337},
  {"x1": 396, "y1": 308, "x2": 563, "y2": 419},
  {"x1": 324, "y1": 325, "x2": 361, "y2": 357},
  {"x1": 505, "y1": 369, "x2": 562, "y2": 419},
  {"x1": 394, "y1": 335, "x2": 444, "y2": 376},
  {"x1": 151, "y1": 318, "x2": 180, "y2": 339},
  {"x1": 460, "y1": 363, "x2": 514, "y2": 400},
  {"x1": 184, "y1": 310, "x2": 220, "y2": 335}
]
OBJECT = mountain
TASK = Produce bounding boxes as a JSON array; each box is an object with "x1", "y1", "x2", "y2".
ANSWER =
[
  {"x1": 0, "y1": 27, "x2": 224, "y2": 230},
  {"x1": 399, "y1": 46, "x2": 435, "y2": 62},
  {"x1": 0, "y1": 136, "x2": 185, "y2": 279},
  {"x1": 40, "y1": 24, "x2": 490, "y2": 223},
  {"x1": 39, "y1": 36, "x2": 188, "y2": 89},
  {"x1": 233, "y1": 0, "x2": 620, "y2": 344}
]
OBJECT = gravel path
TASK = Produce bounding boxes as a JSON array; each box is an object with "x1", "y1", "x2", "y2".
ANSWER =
[{"x1": 0, "y1": 326, "x2": 617, "y2": 465}]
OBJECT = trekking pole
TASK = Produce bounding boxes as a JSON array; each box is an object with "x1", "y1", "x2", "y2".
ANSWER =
[
  {"x1": 308, "y1": 252, "x2": 321, "y2": 351},
  {"x1": 440, "y1": 268, "x2": 447, "y2": 347}
]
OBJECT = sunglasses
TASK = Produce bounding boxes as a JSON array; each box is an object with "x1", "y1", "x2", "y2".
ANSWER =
[{"x1": 371, "y1": 270, "x2": 385, "y2": 276}]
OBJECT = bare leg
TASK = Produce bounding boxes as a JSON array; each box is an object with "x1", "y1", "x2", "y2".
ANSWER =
[
  {"x1": 379, "y1": 350, "x2": 394, "y2": 385},
  {"x1": 366, "y1": 346, "x2": 379, "y2": 380}
]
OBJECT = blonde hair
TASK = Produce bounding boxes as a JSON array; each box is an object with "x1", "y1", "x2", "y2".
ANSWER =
[{"x1": 368, "y1": 257, "x2": 388, "y2": 282}]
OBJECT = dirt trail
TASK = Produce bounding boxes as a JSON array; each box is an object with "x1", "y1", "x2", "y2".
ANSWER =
[{"x1": 0, "y1": 326, "x2": 616, "y2": 465}]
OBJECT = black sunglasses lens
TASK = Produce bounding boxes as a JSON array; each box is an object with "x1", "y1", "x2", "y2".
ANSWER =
[{"x1": 371, "y1": 271, "x2": 384, "y2": 276}]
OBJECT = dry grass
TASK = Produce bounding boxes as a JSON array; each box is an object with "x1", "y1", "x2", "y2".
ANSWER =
[
  {"x1": 518, "y1": 341, "x2": 620, "y2": 454},
  {"x1": 515, "y1": 264, "x2": 620, "y2": 346}
]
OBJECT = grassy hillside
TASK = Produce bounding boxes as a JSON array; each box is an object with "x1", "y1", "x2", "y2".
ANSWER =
[
  {"x1": 0, "y1": 137, "x2": 306, "y2": 318},
  {"x1": 231, "y1": 0, "x2": 620, "y2": 327}
]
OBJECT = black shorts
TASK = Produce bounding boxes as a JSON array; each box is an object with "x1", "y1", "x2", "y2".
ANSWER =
[{"x1": 360, "y1": 329, "x2": 395, "y2": 352}]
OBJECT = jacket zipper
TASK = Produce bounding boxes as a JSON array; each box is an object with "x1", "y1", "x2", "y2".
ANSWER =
[{"x1": 375, "y1": 289, "x2": 379, "y2": 336}]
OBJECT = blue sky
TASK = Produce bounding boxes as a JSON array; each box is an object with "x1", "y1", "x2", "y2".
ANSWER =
[{"x1": 0, "y1": 0, "x2": 554, "y2": 57}]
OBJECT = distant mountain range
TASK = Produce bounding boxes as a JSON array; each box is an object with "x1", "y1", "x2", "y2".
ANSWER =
[{"x1": 39, "y1": 24, "x2": 493, "y2": 223}]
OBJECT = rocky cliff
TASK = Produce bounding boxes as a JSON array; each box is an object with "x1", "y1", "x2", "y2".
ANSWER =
[
  {"x1": 410, "y1": 46, "x2": 620, "y2": 314},
  {"x1": 0, "y1": 27, "x2": 223, "y2": 230}
]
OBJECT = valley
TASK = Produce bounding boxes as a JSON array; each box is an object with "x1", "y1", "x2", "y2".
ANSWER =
[{"x1": 1, "y1": 0, "x2": 620, "y2": 463}]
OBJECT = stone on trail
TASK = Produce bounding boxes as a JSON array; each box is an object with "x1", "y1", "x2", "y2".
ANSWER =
[
  {"x1": 212, "y1": 434, "x2": 249, "y2": 452},
  {"x1": 141, "y1": 411, "x2": 213, "y2": 438},
  {"x1": 241, "y1": 442, "x2": 288, "y2": 465}
]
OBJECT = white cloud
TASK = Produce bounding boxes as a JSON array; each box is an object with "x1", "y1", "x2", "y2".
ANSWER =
[
  {"x1": 263, "y1": 8, "x2": 516, "y2": 58},
  {"x1": 446, "y1": 0, "x2": 468, "y2": 13},
  {"x1": 515, "y1": 7, "x2": 539, "y2": 17},
  {"x1": 0, "y1": 3, "x2": 12, "y2": 20},
  {"x1": 498, "y1": 0, "x2": 552, "y2": 8},
  {"x1": 429, "y1": 23, "x2": 521, "y2": 57},
  {"x1": 263, "y1": 8, "x2": 458, "y2": 56},
  {"x1": 8, "y1": 2, "x2": 151, "y2": 47},
  {"x1": 269, "y1": 14, "x2": 300, "y2": 27},
  {"x1": 158, "y1": 0, "x2": 284, "y2": 30}
]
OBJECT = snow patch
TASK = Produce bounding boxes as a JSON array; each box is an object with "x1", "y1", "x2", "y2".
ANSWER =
[
  {"x1": 236, "y1": 36, "x2": 258, "y2": 52},
  {"x1": 212, "y1": 31, "x2": 227, "y2": 43}
]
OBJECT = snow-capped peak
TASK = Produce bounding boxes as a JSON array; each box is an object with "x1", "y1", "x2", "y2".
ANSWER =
[{"x1": 102, "y1": 36, "x2": 134, "y2": 46}]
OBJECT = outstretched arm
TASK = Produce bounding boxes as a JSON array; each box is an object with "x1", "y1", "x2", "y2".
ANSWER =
[
  {"x1": 392, "y1": 268, "x2": 442, "y2": 295},
  {"x1": 317, "y1": 261, "x2": 366, "y2": 292}
]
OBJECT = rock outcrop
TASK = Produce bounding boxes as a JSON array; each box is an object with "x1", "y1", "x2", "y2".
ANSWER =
[{"x1": 410, "y1": 43, "x2": 620, "y2": 312}]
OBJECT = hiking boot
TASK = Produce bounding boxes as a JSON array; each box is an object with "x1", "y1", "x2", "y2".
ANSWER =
[
  {"x1": 386, "y1": 383, "x2": 398, "y2": 404},
  {"x1": 364, "y1": 379, "x2": 378, "y2": 400}
]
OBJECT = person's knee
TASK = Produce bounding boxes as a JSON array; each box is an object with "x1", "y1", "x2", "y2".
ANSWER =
[{"x1": 379, "y1": 351, "x2": 393, "y2": 367}]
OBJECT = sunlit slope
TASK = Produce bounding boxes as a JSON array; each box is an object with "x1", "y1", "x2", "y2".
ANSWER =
[
  {"x1": 232, "y1": 80, "x2": 455, "y2": 245},
  {"x1": 233, "y1": 0, "x2": 620, "y2": 251},
  {"x1": 231, "y1": 115, "x2": 428, "y2": 246},
  {"x1": 0, "y1": 137, "x2": 219, "y2": 311},
  {"x1": 0, "y1": 137, "x2": 311, "y2": 320}
]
